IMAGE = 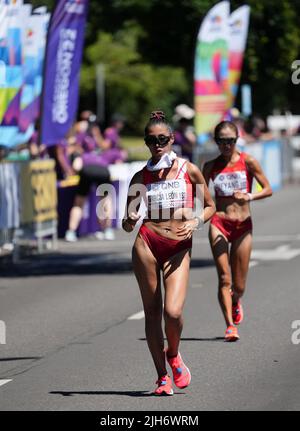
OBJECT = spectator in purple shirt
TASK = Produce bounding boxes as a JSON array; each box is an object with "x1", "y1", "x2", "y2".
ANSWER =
[
  {"x1": 64, "y1": 114, "x2": 127, "y2": 242},
  {"x1": 47, "y1": 138, "x2": 75, "y2": 180},
  {"x1": 64, "y1": 154, "x2": 114, "y2": 242},
  {"x1": 102, "y1": 113, "x2": 128, "y2": 162},
  {"x1": 173, "y1": 118, "x2": 197, "y2": 162}
]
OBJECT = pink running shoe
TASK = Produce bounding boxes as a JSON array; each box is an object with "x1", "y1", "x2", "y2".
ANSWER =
[
  {"x1": 224, "y1": 325, "x2": 240, "y2": 342},
  {"x1": 232, "y1": 299, "x2": 244, "y2": 325},
  {"x1": 154, "y1": 374, "x2": 174, "y2": 396},
  {"x1": 167, "y1": 352, "x2": 191, "y2": 389}
]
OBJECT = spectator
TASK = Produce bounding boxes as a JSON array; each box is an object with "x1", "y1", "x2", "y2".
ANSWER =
[
  {"x1": 0, "y1": 145, "x2": 9, "y2": 161},
  {"x1": 47, "y1": 136, "x2": 75, "y2": 180},
  {"x1": 28, "y1": 120, "x2": 47, "y2": 160},
  {"x1": 245, "y1": 115, "x2": 274, "y2": 142},
  {"x1": 64, "y1": 115, "x2": 128, "y2": 242},
  {"x1": 172, "y1": 104, "x2": 197, "y2": 162},
  {"x1": 102, "y1": 113, "x2": 128, "y2": 162},
  {"x1": 65, "y1": 150, "x2": 117, "y2": 242}
]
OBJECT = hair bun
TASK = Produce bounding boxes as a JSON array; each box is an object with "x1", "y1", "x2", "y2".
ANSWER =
[{"x1": 150, "y1": 111, "x2": 166, "y2": 121}]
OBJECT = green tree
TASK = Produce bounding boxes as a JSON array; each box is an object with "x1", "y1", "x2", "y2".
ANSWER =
[{"x1": 80, "y1": 22, "x2": 188, "y2": 132}]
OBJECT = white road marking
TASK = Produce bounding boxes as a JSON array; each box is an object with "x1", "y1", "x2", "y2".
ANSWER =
[
  {"x1": 253, "y1": 234, "x2": 300, "y2": 242},
  {"x1": 249, "y1": 261, "x2": 259, "y2": 268},
  {"x1": 0, "y1": 380, "x2": 12, "y2": 388},
  {"x1": 128, "y1": 310, "x2": 145, "y2": 320},
  {"x1": 191, "y1": 283, "x2": 204, "y2": 289},
  {"x1": 252, "y1": 245, "x2": 300, "y2": 261}
]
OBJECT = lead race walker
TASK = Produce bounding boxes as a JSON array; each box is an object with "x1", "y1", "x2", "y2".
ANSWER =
[
  {"x1": 122, "y1": 111, "x2": 215, "y2": 395},
  {"x1": 203, "y1": 121, "x2": 273, "y2": 342}
]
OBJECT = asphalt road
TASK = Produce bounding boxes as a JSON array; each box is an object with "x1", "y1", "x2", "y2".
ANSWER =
[{"x1": 0, "y1": 184, "x2": 299, "y2": 411}]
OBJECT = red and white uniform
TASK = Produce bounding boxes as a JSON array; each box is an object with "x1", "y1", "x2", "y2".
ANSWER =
[
  {"x1": 209, "y1": 152, "x2": 253, "y2": 242},
  {"x1": 210, "y1": 152, "x2": 253, "y2": 198},
  {"x1": 142, "y1": 157, "x2": 194, "y2": 211},
  {"x1": 139, "y1": 157, "x2": 194, "y2": 267}
]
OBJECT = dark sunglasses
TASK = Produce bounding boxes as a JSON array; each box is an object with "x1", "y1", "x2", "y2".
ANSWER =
[
  {"x1": 215, "y1": 137, "x2": 238, "y2": 146},
  {"x1": 144, "y1": 134, "x2": 171, "y2": 147}
]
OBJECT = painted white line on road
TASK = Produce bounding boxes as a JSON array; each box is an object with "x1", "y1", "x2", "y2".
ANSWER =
[
  {"x1": 252, "y1": 245, "x2": 300, "y2": 261},
  {"x1": 0, "y1": 380, "x2": 12, "y2": 388},
  {"x1": 191, "y1": 283, "x2": 204, "y2": 289},
  {"x1": 249, "y1": 261, "x2": 259, "y2": 268},
  {"x1": 253, "y1": 234, "x2": 300, "y2": 242},
  {"x1": 128, "y1": 310, "x2": 145, "y2": 320}
]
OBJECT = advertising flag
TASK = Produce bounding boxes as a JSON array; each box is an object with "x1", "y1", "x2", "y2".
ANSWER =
[
  {"x1": 227, "y1": 5, "x2": 250, "y2": 110},
  {"x1": 0, "y1": 2, "x2": 28, "y2": 147},
  {"x1": 194, "y1": 1, "x2": 230, "y2": 137},
  {"x1": 40, "y1": 0, "x2": 89, "y2": 146}
]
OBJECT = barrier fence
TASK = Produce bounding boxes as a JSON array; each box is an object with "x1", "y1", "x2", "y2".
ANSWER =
[{"x1": 0, "y1": 140, "x2": 292, "y2": 256}]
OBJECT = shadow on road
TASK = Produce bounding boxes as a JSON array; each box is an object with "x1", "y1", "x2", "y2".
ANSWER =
[
  {"x1": 50, "y1": 390, "x2": 153, "y2": 398},
  {"x1": 0, "y1": 253, "x2": 214, "y2": 278},
  {"x1": 139, "y1": 337, "x2": 224, "y2": 342},
  {"x1": 0, "y1": 356, "x2": 42, "y2": 362},
  {"x1": 181, "y1": 337, "x2": 225, "y2": 342}
]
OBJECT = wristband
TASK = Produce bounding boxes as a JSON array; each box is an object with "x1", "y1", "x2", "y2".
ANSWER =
[
  {"x1": 194, "y1": 216, "x2": 202, "y2": 230},
  {"x1": 247, "y1": 193, "x2": 254, "y2": 201}
]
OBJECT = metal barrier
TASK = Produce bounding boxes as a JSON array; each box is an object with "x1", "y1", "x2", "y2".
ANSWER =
[{"x1": 0, "y1": 159, "x2": 58, "y2": 260}]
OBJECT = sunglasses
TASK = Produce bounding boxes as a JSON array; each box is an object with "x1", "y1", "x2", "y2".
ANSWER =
[
  {"x1": 144, "y1": 134, "x2": 171, "y2": 147},
  {"x1": 215, "y1": 137, "x2": 238, "y2": 146}
]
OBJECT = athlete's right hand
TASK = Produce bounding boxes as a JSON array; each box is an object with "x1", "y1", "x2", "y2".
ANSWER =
[{"x1": 176, "y1": 219, "x2": 198, "y2": 239}]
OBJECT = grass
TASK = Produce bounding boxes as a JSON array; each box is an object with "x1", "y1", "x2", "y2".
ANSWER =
[{"x1": 121, "y1": 136, "x2": 149, "y2": 161}]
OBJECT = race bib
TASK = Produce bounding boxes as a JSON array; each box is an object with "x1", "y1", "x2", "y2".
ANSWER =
[
  {"x1": 213, "y1": 171, "x2": 248, "y2": 197},
  {"x1": 146, "y1": 179, "x2": 189, "y2": 210}
]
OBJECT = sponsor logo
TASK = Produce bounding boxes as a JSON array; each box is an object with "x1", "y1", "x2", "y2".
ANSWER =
[
  {"x1": 231, "y1": 19, "x2": 243, "y2": 28},
  {"x1": 211, "y1": 15, "x2": 222, "y2": 24},
  {"x1": 230, "y1": 19, "x2": 243, "y2": 35},
  {"x1": 210, "y1": 15, "x2": 223, "y2": 33},
  {"x1": 52, "y1": 28, "x2": 77, "y2": 124},
  {"x1": 27, "y1": 29, "x2": 34, "y2": 38}
]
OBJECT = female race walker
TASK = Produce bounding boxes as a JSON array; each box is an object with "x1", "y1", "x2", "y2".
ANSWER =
[
  {"x1": 203, "y1": 121, "x2": 272, "y2": 342},
  {"x1": 122, "y1": 111, "x2": 215, "y2": 395}
]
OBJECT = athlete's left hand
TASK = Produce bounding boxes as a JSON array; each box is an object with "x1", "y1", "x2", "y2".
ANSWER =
[
  {"x1": 176, "y1": 219, "x2": 198, "y2": 239},
  {"x1": 233, "y1": 191, "x2": 251, "y2": 203}
]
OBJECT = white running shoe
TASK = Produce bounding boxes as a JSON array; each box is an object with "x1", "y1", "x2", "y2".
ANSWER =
[
  {"x1": 104, "y1": 228, "x2": 115, "y2": 240},
  {"x1": 65, "y1": 230, "x2": 77, "y2": 242},
  {"x1": 95, "y1": 231, "x2": 105, "y2": 240}
]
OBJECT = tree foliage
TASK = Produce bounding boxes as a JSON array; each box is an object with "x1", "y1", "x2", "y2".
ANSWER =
[{"x1": 80, "y1": 22, "x2": 188, "y2": 132}]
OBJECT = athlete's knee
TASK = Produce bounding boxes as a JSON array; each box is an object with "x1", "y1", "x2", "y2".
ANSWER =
[
  {"x1": 218, "y1": 273, "x2": 231, "y2": 289},
  {"x1": 233, "y1": 283, "x2": 246, "y2": 296},
  {"x1": 144, "y1": 304, "x2": 162, "y2": 321},
  {"x1": 164, "y1": 306, "x2": 183, "y2": 322}
]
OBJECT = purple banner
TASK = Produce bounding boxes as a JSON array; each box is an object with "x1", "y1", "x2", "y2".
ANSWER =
[{"x1": 40, "y1": 0, "x2": 89, "y2": 146}]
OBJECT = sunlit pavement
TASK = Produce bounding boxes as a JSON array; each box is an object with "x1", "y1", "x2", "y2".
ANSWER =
[{"x1": 0, "y1": 184, "x2": 299, "y2": 411}]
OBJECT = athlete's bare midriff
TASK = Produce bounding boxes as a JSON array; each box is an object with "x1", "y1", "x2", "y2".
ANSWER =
[
  {"x1": 143, "y1": 207, "x2": 194, "y2": 241},
  {"x1": 215, "y1": 197, "x2": 251, "y2": 221}
]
